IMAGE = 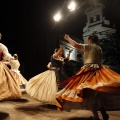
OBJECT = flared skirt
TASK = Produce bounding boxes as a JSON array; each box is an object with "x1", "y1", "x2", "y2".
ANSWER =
[
  {"x1": 0, "y1": 62, "x2": 21, "y2": 100},
  {"x1": 56, "y1": 65, "x2": 120, "y2": 110},
  {"x1": 26, "y1": 70, "x2": 57, "y2": 104}
]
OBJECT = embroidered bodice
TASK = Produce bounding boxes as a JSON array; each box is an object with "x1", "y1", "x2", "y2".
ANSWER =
[
  {"x1": 80, "y1": 44, "x2": 102, "y2": 64},
  {"x1": 51, "y1": 56, "x2": 63, "y2": 69}
]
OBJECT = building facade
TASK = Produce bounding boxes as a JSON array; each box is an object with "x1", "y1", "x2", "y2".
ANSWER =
[{"x1": 83, "y1": 3, "x2": 116, "y2": 43}]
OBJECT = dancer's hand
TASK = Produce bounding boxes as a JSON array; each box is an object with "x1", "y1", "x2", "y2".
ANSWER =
[{"x1": 64, "y1": 34, "x2": 70, "y2": 41}]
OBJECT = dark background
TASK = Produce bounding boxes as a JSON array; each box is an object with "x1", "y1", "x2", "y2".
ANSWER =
[{"x1": 0, "y1": 0, "x2": 120, "y2": 79}]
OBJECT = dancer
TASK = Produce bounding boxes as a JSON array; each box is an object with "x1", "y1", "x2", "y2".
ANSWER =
[
  {"x1": 56, "y1": 34, "x2": 120, "y2": 120},
  {"x1": 4, "y1": 54, "x2": 27, "y2": 93},
  {"x1": 0, "y1": 32, "x2": 21, "y2": 100},
  {"x1": 63, "y1": 53, "x2": 83, "y2": 78},
  {"x1": 26, "y1": 46, "x2": 71, "y2": 105},
  {"x1": 61, "y1": 53, "x2": 83, "y2": 85}
]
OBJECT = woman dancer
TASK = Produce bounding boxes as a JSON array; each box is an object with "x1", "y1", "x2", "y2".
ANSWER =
[
  {"x1": 4, "y1": 54, "x2": 27, "y2": 93},
  {"x1": 0, "y1": 33, "x2": 21, "y2": 100},
  {"x1": 56, "y1": 34, "x2": 120, "y2": 120},
  {"x1": 26, "y1": 46, "x2": 71, "y2": 104}
]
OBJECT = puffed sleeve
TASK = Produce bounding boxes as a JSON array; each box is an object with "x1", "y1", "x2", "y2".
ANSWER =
[
  {"x1": 81, "y1": 44, "x2": 91, "y2": 51},
  {"x1": 0, "y1": 43, "x2": 12, "y2": 60}
]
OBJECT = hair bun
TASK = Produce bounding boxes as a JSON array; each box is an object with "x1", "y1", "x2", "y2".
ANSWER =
[{"x1": 88, "y1": 33, "x2": 98, "y2": 44}]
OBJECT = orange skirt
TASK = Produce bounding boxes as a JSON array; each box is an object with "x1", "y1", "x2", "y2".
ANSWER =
[{"x1": 56, "y1": 65, "x2": 120, "y2": 110}]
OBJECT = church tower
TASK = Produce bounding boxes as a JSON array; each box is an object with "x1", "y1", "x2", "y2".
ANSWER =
[{"x1": 83, "y1": 3, "x2": 116, "y2": 43}]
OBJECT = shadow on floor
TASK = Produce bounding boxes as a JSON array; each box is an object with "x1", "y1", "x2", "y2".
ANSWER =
[
  {"x1": 66, "y1": 117, "x2": 93, "y2": 120},
  {"x1": 8, "y1": 98, "x2": 29, "y2": 103},
  {"x1": 0, "y1": 112, "x2": 9, "y2": 120},
  {"x1": 16, "y1": 105, "x2": 44, "y2": 115},
  {"x1": 16, "y1": 103, "x2": 59, "y2": 115},
  {"x1": 40, "y1": 104, "x2": 57, "y2": 110}
]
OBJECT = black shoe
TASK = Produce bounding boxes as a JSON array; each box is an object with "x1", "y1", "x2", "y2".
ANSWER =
[
  {"x1": 100, "y1": 108, "x2": 109, "y2": 120},
  {"x1": 103, "y1": 114, "x2": 109, "y2": 120}
]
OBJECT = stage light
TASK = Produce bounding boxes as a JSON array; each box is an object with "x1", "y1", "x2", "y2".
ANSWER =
[
  {"x1": 68, "y1": 1, "x2": 76, "y2": 11},
  {"x1": 53, "y1": 12, "x2": 62, "y2": 22}
]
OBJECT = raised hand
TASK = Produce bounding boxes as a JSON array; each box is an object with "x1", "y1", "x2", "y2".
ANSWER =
[{"x1": 64, "y1": 34, "x2": 70, "y2": 41}]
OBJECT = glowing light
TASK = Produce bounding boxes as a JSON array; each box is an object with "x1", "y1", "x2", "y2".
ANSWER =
[
  {"x1": 68, "y1": 1, "x2": 76, "y2": 11},
  {"x1": 53, "y1": 13, "x2": 61, "y2": 22}
]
